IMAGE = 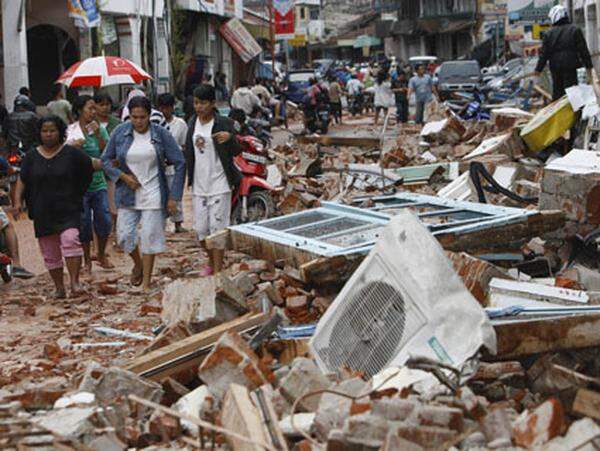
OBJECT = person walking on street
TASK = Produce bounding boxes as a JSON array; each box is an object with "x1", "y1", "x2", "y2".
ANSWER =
[
  {"x1": 47, "y1": 85, "x2": 73, "y2": 125},
  {"x1": 328, "y1": 76, "x2": 343, "y2": 124},
  {"x1": 534, "y1": 4, "x2": 596, "y2": 100},
  {"x1": 185, "y1": 84, "x2": 241, "y2": 276},
  {"x1": 215, "y1": 71, "x2": 229, "y2": 102},
  {"x1": 230, "y1": 80, "x2": 262, "y2": 116},
  {"x1": 393, "y1": 71, "x2": 409, "y2": 124},
  {"x1": 102, "y1": 96, "x2": 185, "y2": 293},
  {"x1": 94, "y1": 92, "x2": 121, "y2": 236},
  {"x1": 94, "y1": 92, "x2": 121, "y2": 135},
  {"x1": 7, "y1": 96, "x2": 38, "y2": 153},
  {"x1": 14, "y1": 115, "x2": 93, "y2": 298},
  {"x1": 408, "y1": 64, "x2": 436, "y2": 124},
  {"x1": 66, "y1": 95, "x2": 113, "y2": 272},
  {"x1": 373, "y1": 70, "x2": 395, "y2": 126},
  {"x1": 157, "y1": 93, "x2": 188, "y2": 233}
]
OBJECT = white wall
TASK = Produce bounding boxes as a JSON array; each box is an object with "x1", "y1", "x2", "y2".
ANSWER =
[
  {"x1": 99, "y1": 0, "x2": 164, "y2": 17},
  {"x1": 2, "y1": 0, "x2": 29, "y2": 108}
]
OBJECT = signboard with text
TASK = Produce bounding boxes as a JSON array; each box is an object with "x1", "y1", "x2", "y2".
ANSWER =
[
  {"x1": 274, "y1": 0, "x2": 295, "y2": 39},
  {"x1": 220, "y1": 18, "x2": 262, "y2": 63}
]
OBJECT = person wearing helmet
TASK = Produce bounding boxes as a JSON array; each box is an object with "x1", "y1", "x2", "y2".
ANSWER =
[{"x1": 534, "y1": 5, "x2": 595, "y2": 100}]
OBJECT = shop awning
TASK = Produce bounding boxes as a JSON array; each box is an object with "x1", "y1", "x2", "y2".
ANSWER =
[
  {"x1": 353, "y1": 35, "x2": 381, "y2": 48},
  {"x1": 220, "y1": 18, "x2": 262, "y2": 63},
  {"x1": 417, "y1": 18, "x2": 476, "y2": 34}
]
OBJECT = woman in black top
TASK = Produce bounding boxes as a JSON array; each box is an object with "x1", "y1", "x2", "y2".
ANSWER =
[{"x1": 14, "y1": 115, "x2": 93, "y2": 298}]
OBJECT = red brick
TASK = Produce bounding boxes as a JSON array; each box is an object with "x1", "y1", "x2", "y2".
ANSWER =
[
  {"x1": 512, "y1": 398, "x2": 566, "y2": 448},
  {"x1": 394, "y1": 424, "x2": 457, "y2": 448},
  {"x1": 198, "y1": 331, "x2": 275, "y2": 400}
]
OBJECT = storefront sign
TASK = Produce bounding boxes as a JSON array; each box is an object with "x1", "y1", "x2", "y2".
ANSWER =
[
  {"x1": 274, "y1": 0, "x2": 295, "y2": 39},
  {"x1": 289, "y1": 34, "x2": 306, "y2": 47},
  {"x1": 220, "y1": 18, "x2": 262, "y2": 63},
  {"x1": 67, "y1": 0, "x2": 100, "y2": 28}
]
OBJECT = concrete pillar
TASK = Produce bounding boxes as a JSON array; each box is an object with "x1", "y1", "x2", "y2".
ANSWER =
[
  {"x1": 2, "y1": 0, "x2": 29, "y2": 109},
  {"x1": 155, "y1": 18, "x2": 171, "y2": 94},
  {"x1": 116, "y1": 16, "x2": 142, "y2": 67},
  {"x1": 78, "y1": 28, "x2": 93, "y2": 60},
  {"x1": 596, "y1": 0, "x2": 600, "y2": 70}
]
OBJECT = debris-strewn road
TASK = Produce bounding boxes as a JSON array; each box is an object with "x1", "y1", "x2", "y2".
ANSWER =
[{"x1": 0, "y1": 192, "x2": 203, "y2": 387}]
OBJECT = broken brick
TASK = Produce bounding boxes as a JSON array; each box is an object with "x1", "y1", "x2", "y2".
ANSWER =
[
  {"x1": 512, "y1": 398, "x2": 566, "y2": 448},
  {"x1": 198, "y1": 331, "x2": 275, "y2": 401}
]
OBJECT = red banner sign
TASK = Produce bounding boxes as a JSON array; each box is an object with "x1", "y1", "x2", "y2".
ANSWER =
[{"x1": 274, "y1": 0, "x2": 295, "y2": 40}]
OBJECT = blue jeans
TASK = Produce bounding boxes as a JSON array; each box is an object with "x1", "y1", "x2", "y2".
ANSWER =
[
  {"x1": 80, "y1": 189, "x2": 112, "y2": 243},
  {"x1": 415, "y1": 100, "x2": 428, "y2": 124}
]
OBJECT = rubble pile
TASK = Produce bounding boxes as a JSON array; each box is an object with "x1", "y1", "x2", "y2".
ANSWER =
[{"x1": 4, "y1": 90, "x2": 600, "y2": 449}]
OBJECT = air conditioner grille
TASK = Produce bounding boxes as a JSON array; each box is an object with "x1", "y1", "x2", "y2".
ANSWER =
[{"x1": 318, "y1": 281, "x2": 408, "y2": 377}]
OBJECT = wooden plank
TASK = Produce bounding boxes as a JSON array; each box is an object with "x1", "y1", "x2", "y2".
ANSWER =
[
  {"x1": 436, "y1": 210, "x2": 566, "y2": 253},
  {"x1": 124, "y1": 312, "x2": 269, "y2": 380},
  {"x1": 252, "y1": 385, "x2": 289, "y2": 451},
  {"x1": 295, "y1": 134, "x2": 380, "y2": 148},
  {"x1": 492, "y1": 313, "x2": 600, "y2": 359},
  {"x1": 205, "y1": 229, "x2": 232, "y2": 250},
  {"x1": 230, "y1": 229, "x2": 320, "y2": 268},
  {"x1": 299, "y1": 255, "x2": 363, "y2": 285},
  {"x1": 572, "y1": 388, "x2": 600, "y2": 420},
  {"x1": 220, "y1": 384, "x2": 271, "y2": 451}
]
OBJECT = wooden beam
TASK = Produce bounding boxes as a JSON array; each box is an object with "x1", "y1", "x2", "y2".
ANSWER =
[
  {"x1": 299, "y1": 255, "x2": 362, "y2": 285},
  {"x1": 492, "y1": 313, "x2": 600, "y2": 359},
  {"x1": 205, "y1": 229, "x2": 232, "y2": 251},
  {"x1": 124, "y1": 312, "x2": 269, "y2": 381},
  {"x1": 572, "y1": 388, "x2": 600, "y2": 420},
  {"x1": 436, "y1": 211, "x2": 566, "y2": 253},
  {"x1": 230, "y1": 229, "x2": 320, "y2": 268},
  {"x1": 295, "y1": 134, "x2": 380, "y2": 148},
  {"x1": 220, "y1": 384, "x2": 271, "y2": 451}
]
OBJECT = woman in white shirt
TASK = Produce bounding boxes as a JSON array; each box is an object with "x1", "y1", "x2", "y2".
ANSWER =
[
  {"x1": 374, "y1": 70, "x2": 395, "y2": 126},
  {"x1": 102, "y1": 96, "x2": 186, "y2": 293}
]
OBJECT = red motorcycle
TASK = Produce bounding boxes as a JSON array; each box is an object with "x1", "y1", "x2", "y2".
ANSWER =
[{"x1": 231, "y1": 135, "x2": 275, "y2": 224}]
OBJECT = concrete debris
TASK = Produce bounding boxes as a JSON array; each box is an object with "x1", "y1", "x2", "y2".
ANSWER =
[
  {"x1": 198, "y1": 331, "x2": 275, "y2": 401},
  {"x1": 5, "y1": 86, "x2": 600, "y2": 451},
  {"x1": 279, "y1": 357, "x2": 330, "y2": 412},
  {"x1": 512, "y1": 398, "x2": 566, "y2": 448}
]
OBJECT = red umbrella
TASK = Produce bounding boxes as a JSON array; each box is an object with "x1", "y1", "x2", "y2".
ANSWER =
[{"x1": 56, "y1": 56, "x2": 151, "y2": 88}]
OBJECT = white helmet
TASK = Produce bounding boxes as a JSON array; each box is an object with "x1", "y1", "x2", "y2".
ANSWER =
[{"x1": 548, "y1": 5, "x2": 568, "y2": 25}]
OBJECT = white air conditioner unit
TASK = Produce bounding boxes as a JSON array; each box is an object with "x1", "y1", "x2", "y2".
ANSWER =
[{"x1": 309, "y1": 211, "x2": 496, "y2": 378}]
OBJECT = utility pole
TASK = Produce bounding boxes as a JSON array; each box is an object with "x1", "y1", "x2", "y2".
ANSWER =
[{"x1": 268, "y1": 0, "x2": 276, "y2": 81}]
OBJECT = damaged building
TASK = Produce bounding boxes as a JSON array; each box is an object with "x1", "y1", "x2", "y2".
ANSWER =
[{"x1": 378, "y1": 0, "x2": 478, "y2": 60}]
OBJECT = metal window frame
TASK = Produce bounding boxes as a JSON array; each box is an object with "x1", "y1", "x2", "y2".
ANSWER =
[{"x1": 229, "y1": 193, "x2": 536, "y2": 257}]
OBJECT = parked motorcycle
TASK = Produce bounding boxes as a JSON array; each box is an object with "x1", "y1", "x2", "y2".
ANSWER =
[
  {"x1": 0, "y1": 235, "x2": 12, "y2": 283},
  {"x1": 231, "y1": 134, "x2": 275, "y2": 224},
  {"x1": 305, "y1": 103, "x2": 330, "y2": 134},
  {"x1": 229, "y1": 108, "x2": 272, "y2": 147},
  {"x1": 6, "y1": 147, "x2": 24, "y2": 206},
  {"x1": 0, "y1": 164, "x2": 12, "y2": 283},
  {"x1": 349, "y1": 93, "x2": 364, "y2": 116}
]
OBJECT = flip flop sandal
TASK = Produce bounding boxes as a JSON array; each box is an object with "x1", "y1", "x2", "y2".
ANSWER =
[{"x1": 130, "y1": 267, "x2": 143, "y2": 287}]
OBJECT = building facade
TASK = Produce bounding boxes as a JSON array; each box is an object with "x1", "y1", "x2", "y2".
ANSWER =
[
  {"x1": 1, "y1": 0, "x2": 251, "y2": 109},
  {"x1": 1, "y1": 0, "x2": 173, "y2": 107},
  {"x1": 379, "y1": 0, "x2": 478, "y2": 61}
]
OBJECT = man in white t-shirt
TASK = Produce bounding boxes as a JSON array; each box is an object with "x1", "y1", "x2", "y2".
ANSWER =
[
  {"x1": 157, "y1": 93, "x2": 188, "y2": 233},
  {"x1": 184, "y1": 84, "x2": 242, "y2": 276}
]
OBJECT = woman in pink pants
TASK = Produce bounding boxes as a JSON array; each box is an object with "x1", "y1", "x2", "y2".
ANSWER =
[{"x1": 14, "y1": 115, "x2": 93, "y2": 298}]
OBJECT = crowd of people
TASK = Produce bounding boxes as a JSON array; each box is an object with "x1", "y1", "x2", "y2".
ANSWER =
[
  {"x1": 0, "y1": 59, "x2": 439, "y2": 297},
  {"x1": 0, "y1": 83, "x2": 241, "y2": 296}
]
